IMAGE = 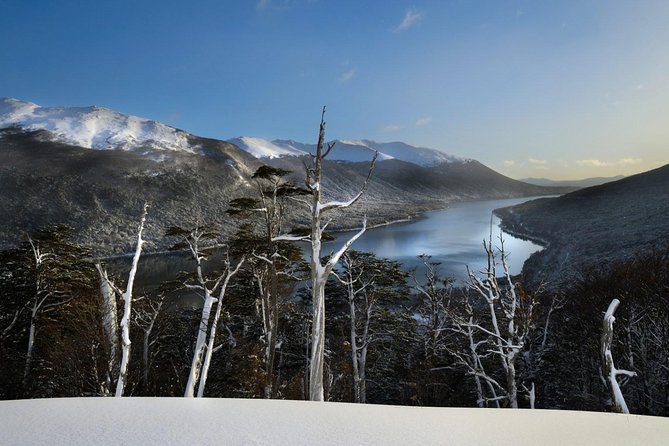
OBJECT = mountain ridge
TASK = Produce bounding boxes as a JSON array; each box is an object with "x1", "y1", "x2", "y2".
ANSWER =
[{"x1": 0, "y1": 98, "x2": 563, "y2": 253}]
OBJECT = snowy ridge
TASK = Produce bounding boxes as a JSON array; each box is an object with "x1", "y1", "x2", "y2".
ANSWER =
[
  {"x1": 1, "y1": 98, "x2": 463, "y2": 166},
  {"x1": 226, "y1": 137, "x2": 309, "y2": 159},
  {"x1": 1, "y1": 398, "x2": 668, "y2": 445},
  {"x1": 231, "y1": 137, "x2": 461, "y2": 166},
  {"x1": 0, "y1": 98, "x2": 193, "y2": 153}
]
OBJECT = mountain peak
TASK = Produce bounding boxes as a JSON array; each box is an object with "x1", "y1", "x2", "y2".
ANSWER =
[{"x1": 0, "y1": 98, "x2": 193, "y2": 153}]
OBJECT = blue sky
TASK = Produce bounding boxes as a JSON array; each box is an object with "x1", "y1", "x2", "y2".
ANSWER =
[{"x1": 1, "y1": 0, "x2": 668, "y2": 179}]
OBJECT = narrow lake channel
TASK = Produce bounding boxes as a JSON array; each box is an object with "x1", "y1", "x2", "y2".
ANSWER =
[
  {"x1": 323, "y1": 196, "x2": 545, "y2": 283},
  {"x1": 106, "y1": 196, "x2": 546, "y2": 305}
]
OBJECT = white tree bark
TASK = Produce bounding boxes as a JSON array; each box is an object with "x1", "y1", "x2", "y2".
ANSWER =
[
  {"x1": 115, "y1": 203, "x2": 148, "y2": 397},
  {"x1": 458, "y1": 232, "x2": 535, "y2": 408},
  {"x1": 95, "y1": 263, "x2": 120, "y2": 394},
  {"x1": 272, "y1": 107, "x2": 376, "y2": 401},
  {"x1": 196, "y1": 255, "x2": 245, "y2": 398},
  {"x1": 601, "y1": 298, "x2": 636, "y2": 414}
]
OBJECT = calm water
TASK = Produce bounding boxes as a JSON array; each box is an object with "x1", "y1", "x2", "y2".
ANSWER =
[
  {"x1": 322, "y1": 196, "x2": 545, "y2": 284},
  {"x1": 107, "y1": 196, "x2": 546, "y2": 304}
]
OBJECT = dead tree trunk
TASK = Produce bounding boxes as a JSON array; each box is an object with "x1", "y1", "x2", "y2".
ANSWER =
[
  {"x1": 601, "y1": 298, "x2": 636, "y2": 414},
  {"x1": 115, "y1": 203, "x2": 148, "y2": 397},
  {"x1": 272, "y1": 107, "x2": 376, "y2": 401}
]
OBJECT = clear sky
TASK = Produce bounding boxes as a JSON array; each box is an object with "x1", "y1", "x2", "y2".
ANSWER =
[{"x1": 1, "y1": 0, "x2": 668, "y2": 180}]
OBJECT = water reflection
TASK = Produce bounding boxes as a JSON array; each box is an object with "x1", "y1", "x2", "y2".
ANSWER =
[{"x1": 323, "y1": 196, "x2": 546, "y2": 284}]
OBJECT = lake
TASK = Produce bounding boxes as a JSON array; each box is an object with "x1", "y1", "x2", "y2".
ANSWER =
[
  {"x1": 106, "y1": 196, "x2": 546, "y2": 304},
  {"x1": 323, "y1": 196, "x2": 545, "y2": 284}
]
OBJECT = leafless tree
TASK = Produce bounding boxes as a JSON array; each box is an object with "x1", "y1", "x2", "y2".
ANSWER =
[{"x1": 272, "y1": 107, "x2": 377, "y2": 401}]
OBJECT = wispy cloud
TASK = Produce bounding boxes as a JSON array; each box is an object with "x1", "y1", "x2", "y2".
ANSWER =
[
  {"x1": 528, "y1": 158, "x2": 547, "y2": 165},
  {"x1": 503, "y1": 160, "x2": 516, "y2": 167},
  {"x1": 576, "y1": 158, "x2": 642, "y2": 167},
  {"x1": 256, "y1": 0, "x2": 271, "y2": 10},
  {"x1": 415, "y1": 116, "x2": 432, "y2": 126},
  {"x1": 383, "y1": 124, "x2": 402, "y2": 132},
  {"x1": 339, "y1": 68, "x2": 356, "y2": 82},
  {"x1": 395, "y1": 8, "x2": 422, "y2": 32}
]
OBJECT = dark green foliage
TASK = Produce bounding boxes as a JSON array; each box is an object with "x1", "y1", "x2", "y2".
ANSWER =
[{"x1": 0, "y1": 226, "x2": 106, "y2": 399}]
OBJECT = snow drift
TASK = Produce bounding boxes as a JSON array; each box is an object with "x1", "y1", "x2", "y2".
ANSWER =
[{"x1": 1, "y1": 398, "x2": 668, "y2": 445}]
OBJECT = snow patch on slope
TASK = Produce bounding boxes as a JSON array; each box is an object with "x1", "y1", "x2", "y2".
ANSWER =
[
  {"x1": 227, "y1": 137, "x2": 309, "y2": 159},
  {"x1": 0, "y1": 98, "x2": 193, "y2": 153},
  {"x1": 231, "y1": 135, "x2": 462, "y2": 166}
]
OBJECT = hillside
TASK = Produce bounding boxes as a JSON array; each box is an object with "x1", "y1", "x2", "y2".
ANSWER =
[
  {"x1": 495, "y1": 164, "x2": 669, "y2": 287},
  {"x1": 0, "y1": 98, "x2": 561, "y2": 254},
  {"x1": 519, "y1": 175, "x2": 625, "y2": 188},
  {"x1": 348, "y1": 158, "x2": 571, "y2": 201}
]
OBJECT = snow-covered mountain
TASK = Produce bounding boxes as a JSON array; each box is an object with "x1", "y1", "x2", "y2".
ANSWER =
[
  {"x1": 1, "y1": 98, "x2": 461, "y2": 168},
  {"x1": 228, "y1": 137, "x2": 462, "y2": 166},
  {"x1": 226, "y1": 137, "x2": 309, "y2": 159},
  {"x1": 0, "y1": 97, "x2": 562, "y2": 253},
  {"x1": 0, "y1": 98, "x2": 194, "y2": 153}
]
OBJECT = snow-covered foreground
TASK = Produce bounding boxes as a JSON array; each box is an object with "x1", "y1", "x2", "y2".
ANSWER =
[{"x1": 2, "y1": 398, "x2": 669, "y2": 445}]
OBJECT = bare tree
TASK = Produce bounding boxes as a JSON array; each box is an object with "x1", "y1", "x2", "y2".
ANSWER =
[
  {"x1": 446, "y1": 231, "x2": 536, "y2": 408},
  {"x1": 196, "y1": 251, "x2": 245, "y2": 397},
  {"x1": 94, "y1": 263, "x2": 120, "y2": 395},
  {"x1": 601, "y1": 298, "x2": 636, "y2": 414},
  {"x1": 412, "y1": 255, "x2": 451, "y2": 363},
  {"x1": 114, "y1": 203, "x2": 149, "y2": 397},
  {"x1": 272, "y1": 107, "x2": 377, "y2": 401},
  {"x1": 166, "y1": 223, "x2": 246, "y2": 398},
  {"x1": 134, "y1": 294, "x2": 165, "y2": 391}
]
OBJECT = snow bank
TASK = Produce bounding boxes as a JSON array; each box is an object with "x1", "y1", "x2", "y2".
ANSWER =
[{"x1": 1, "y1": 398, "x2": 668, "y2": 445}]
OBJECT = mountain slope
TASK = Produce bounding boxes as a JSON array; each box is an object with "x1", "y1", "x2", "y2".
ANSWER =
[
  {"x1": 1, "y1": 98, "x2": 561, "y2": 253},
  {"x1": 495, "y1": 165, "x2": 669, "y2": 287},
  {"x1": 519, "y1": 175, "x2": 625, "y2": 188},
  {"x1": 348, "y1": 158, "x2": 570, "y2": 201}
]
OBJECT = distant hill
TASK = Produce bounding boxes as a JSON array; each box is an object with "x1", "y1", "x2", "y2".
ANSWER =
[
  {"x1": 519, "y1": 175, "x2": 625, "y2": 188},
  {"x1": 496, "y1": 164, "x2": 669, "y2": 288}
]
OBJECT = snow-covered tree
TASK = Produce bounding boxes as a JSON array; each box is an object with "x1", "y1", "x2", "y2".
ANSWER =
[{"x1": 273, "y1": 107, "x2": 377, "y2": 401}]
